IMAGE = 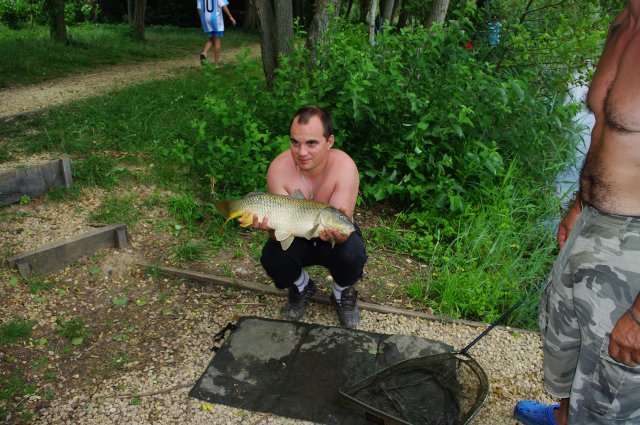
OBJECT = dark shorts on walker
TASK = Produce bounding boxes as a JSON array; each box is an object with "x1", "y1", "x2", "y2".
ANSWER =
[
  {"x1": 539, "y1": 204, "x2": 640, "y2": 424},
  {"x1": 206, "y1": 31, "x2": 224, "y2": 37}
]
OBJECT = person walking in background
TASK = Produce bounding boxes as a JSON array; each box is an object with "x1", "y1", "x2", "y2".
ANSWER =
[
  {"x1": 197, "y1": 0, "x2": 236, "y2": 67},
  {"x1": 514, "y1": 1, "x2": 640, "y2": 424}
]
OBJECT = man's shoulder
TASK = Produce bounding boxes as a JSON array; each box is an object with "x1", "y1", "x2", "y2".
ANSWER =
[
  {"x1": 330, "y1": 149, "x2": 357, "y2": 169},
  {"x1": 270, "y1": 150, "x2": 293, "y2": 167}
]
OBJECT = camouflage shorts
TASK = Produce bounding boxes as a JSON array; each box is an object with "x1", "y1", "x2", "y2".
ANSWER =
[{"x1": 539, "y1": 205, "x2": 640, "y2": 423}]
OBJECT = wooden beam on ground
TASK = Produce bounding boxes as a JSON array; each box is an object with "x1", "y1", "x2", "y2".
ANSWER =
[
  {"x1": 7, "y1": 224, "x2": 129, "y2": 278},
  {"x1": 0, "y1": 157, "x2": 73, "y2": 206},
  {"x1": 133, "y1": 260, "x2": 508, "y2": 330}
]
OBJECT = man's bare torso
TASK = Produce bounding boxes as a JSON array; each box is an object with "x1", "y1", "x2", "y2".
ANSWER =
[{"x1": 582, "y1": 7, "x2": 640, "y2": 216}]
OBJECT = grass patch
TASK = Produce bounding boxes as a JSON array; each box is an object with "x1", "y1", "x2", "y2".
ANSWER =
[
  {"x1": 0, "y1": 317, "x2": 34, "y2": 346},
  {"x1": 0, "y1": 23, "x2": 259, "y2": 88},
  {"x1": 88, "y1": 194, "x2": 142, "y2": 226},
  {"x1": 55, "y1": 317, "x2": 90, "y2": 346},
  {"x1": 0, "y1": 60, "x2": 260, "y2": 190},
  {"x1": 170, "y1": 240, "x2": 210, "y2": 262},
  {"x1": 0, "y1": 370, "x2": 37, "y2": 422}
]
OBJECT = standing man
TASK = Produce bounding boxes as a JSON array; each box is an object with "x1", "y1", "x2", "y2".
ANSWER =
[
  {"x1": 515, "y1": 2, "x2": 640, "y2": 424},
  {"x1": 197, "y1": 0, "x2": 236, "y2": 67},
  {"x1": 242, "y1": 106, "x2": 367, "y2": 328}
]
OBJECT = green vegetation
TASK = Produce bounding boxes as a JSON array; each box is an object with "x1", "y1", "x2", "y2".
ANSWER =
[
  {"x1": 55, "y1": 317, "x2": 90, "y2": 346},
  {"x1": 0, "y1": 5, "x2": 612, "y2": 328},
  {"x1": 0, "y1": 24, "x2": 257, "y2": 88},
  {"x1": 88, "y1": 194, "x2": 142, "y2": 226},
  {"x1": 0, "y1": 317, "x2": 33, "y2": 346}
]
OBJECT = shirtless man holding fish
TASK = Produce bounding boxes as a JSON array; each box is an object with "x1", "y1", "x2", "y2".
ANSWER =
[
  {"x1": 515, "y1": 2, "x2": 640, "y2": 424},
  {"x1": 243, "y1": 106, "x2": 367, "y2": 328}
]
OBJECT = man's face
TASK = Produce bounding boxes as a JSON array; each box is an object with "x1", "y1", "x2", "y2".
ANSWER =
[{"x1": 289, "y1": 115, "x2": 333, "y2": 171}]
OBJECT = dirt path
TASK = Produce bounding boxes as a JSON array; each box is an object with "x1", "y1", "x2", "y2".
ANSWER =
[{"x1": 0, "y1": 44, "x2": 259, "y2": 120}]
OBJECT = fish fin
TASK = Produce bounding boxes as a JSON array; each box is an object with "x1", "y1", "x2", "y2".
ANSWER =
[
  {"x1": 289, "y1": 189, "x2": 306, "y2": 200},
  {"x1": 274, "y1": 228, "x2": 292, "y2": 242},
  {"x1": 330, "y1": 239, "x2": 336, "y2": 249},
  {"x1": 238, "y1": 211, "x2": 254, "y2": 227},
  {"x1": 274, "y1": 229, "x2": 296, "y2": 250},
  {"x1": 246, "y1": 191, "x2": 266, "y2": 196},
  {"x1": 280, "y1": 235, "x2": 295, "y2": 251},
  {"x1": 214, "y1": 200, "x2": 247, "y2": 235},
  {"x1": 213, "y1": 200, "x2": 231, "y2": 217}
]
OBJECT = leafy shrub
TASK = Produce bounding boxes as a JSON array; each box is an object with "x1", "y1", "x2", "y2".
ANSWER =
[
  {"x1": 186, "y1": 22, "x2": 578, "y2": 215},
  {"x1": 0, "y1": 0, "x2": 42, "y2": 28}
]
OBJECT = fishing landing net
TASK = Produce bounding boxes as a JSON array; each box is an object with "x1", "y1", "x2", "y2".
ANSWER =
[
  {"x1": 340, "y1": 351, "x2": 488, "y2": 425},
  {"x1": 340, "y1": 297, "x2": 530, "y2": 425}
]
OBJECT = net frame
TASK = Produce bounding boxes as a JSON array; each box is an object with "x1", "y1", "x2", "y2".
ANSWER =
[{"x1": 340, "y1": 351, "x2": 489, "y2": 425}]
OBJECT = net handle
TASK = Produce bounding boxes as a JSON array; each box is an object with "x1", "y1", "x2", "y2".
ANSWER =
[{"x1": 459, "y1": 280, "x2": 545, "y2": 355}]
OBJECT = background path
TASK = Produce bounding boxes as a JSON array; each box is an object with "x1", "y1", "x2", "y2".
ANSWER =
[{"x1": 0, "y1": 44, "x2": 259, "y2": 120}]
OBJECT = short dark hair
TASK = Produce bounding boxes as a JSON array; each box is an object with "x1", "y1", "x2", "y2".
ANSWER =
[{"x1": 290, "y1": 106, "x2": 334, "y2": 139}]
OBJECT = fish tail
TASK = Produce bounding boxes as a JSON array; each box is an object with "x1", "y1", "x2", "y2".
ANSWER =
[
  {"x1": 214, "y1": 200, "x2": 244, "y2": 235},
  {"x1": 213, "y1": 200, "x2": 231, "y2": 217}
]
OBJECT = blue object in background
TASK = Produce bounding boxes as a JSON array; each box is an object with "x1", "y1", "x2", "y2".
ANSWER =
[{"x1": 487, "y1": 20, "x2": 502, "y2": 46}]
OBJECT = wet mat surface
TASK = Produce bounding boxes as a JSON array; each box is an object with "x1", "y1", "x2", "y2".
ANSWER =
[{"x1": 190, "y1": 316, "x2": 454, "y2": 424}]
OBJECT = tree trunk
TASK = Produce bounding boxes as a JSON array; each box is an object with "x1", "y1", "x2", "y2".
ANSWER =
[
  {"x1": 381, "y1": 0, "x2": 393, "y2": 24},
  {"x1": 132, "y1": 0, "x2": 147, "y2": 41},
  {"x1": 425, "y1": 0, "x2": 449, "y2": 27},
  {"x1": 127, "y1": 0, "x2": 133, "y2": 24},
  {"x1": 307, "y1": 0, "x2": 340, "y2": 54},
  {"x1": 243, "y1": 0, "x2": 258, "y2": 30},
  {"x1": 274, "y1": 0, "x2": 294, "y2": 56},
  {"x1": 344, "y1": 0, "x2": 354, "y2": 21},
  {"x1": 358, "y1": 0, "x2": 368, "y2": 24},
  {"x1": 46, "y1": 0, "x2": 69, "y2": 44},
  {"x1": 368, "y1": 0, "x2": 378, "y2": 44},
  {"x1": 396, "y1": 0, "x2": 408, "y2": 30},
  {"x1": 256, "y1": 0, "x2": 278, "y2": 88},
  {"x1": 390, "y1": 0, "x2": 400, "y2": 24}
]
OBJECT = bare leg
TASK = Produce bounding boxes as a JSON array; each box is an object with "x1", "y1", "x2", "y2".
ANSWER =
[
  {"x1": 202, "y1": 37, "x2": 214, "y2": 57},
  {"x1": 554, "y1": 398, "x2": 569, "y2": 425},
  {"x1": 213, "y1": 36, "x2": 222, "y2": 67}
]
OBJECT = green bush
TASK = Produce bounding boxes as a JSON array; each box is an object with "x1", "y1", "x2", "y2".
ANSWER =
[
  {"x1": 0, "y1": 0, "x2": 43, "y2": 28},
  {"x1": 182, "y1": 22, "x2": 578, "y2": 215}
]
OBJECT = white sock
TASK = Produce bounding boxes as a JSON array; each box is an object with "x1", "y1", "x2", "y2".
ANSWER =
[
  {"x1": 333, "y1": 283, "x2": 348, "y2": 302},
  {"x1": 293, "y1": 269, "x2": 309, "y2": 292}
]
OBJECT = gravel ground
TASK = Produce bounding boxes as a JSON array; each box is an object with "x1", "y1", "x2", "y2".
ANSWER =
[
  {"x1": 1, "y1": 49, "x2": 556, "y2": 424},
  {"x1": 0, "y1": 181, "x2": 556, "y2": 425}
]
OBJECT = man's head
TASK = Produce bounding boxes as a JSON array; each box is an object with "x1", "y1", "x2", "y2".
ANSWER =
[
  {"x1": 289, "y1": 106, "x2": 335, "y2": 172},
  {"x1": 290, "y1": 106, "x2": 334, "y2": 139}
]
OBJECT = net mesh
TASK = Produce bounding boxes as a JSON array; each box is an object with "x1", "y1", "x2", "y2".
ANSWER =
[{"x1": 340, "y1": 352, "x2": 489, "y2": 425}]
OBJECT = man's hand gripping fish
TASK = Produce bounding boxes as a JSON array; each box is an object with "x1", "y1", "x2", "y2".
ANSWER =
[{"x1": 213, "y1": 191, "x2": 356, "y2": 251}]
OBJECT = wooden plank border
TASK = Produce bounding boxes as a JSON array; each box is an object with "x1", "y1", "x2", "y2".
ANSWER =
[
  {"x1": 0, "y1": 157, "x2": 73, "y2": 207},
  {"x1": 133, "y1": 260, "x2": 534, "y2": 332},
  {"x1": 7, "y1": 224, "x2": 129, "y2": 278}
]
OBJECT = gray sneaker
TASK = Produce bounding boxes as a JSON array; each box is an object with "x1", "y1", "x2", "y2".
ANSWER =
[
  {"x1": 331, "y1": 286, "x2": 360, "y2": 328},
  {"x1": 284, "y1": 279, "x2": 316, "y2": 320}
]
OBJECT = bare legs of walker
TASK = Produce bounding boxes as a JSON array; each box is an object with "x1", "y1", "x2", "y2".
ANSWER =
[{"x1": 200, "y1": 36, "x2": 222, "y2": 68}]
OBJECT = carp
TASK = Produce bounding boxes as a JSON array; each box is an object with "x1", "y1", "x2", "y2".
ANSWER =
[{"x1": 213, "y1": 191, "x2": 356, "y2": 250}]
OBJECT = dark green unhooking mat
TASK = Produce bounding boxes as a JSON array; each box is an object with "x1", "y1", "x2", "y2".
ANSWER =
[{"x1": 189, "y1": 316, "x2": 455, "y2": 424}]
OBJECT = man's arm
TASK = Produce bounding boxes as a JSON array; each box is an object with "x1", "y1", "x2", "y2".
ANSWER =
[
  {"x1": 318, "y1": 153, "x2": 359, "y2": 245},
  {"x1": 609, "y1": 294, "x2": 640, "y2": 366}
]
